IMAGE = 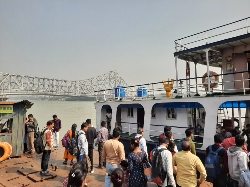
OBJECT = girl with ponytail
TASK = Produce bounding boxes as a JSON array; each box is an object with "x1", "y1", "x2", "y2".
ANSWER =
[{"x1": 111, "y1": 168, "x2": 124, "y2": 187}]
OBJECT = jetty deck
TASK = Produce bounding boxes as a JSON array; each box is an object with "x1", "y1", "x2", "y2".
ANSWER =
[{"x1": 0, "y1": 147, "x2": 212, "y2": 187}]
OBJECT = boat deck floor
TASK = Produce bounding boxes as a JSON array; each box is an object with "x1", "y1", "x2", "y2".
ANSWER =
[{"x1": 0, "y1": 146, "x2": 212, "y2": 187}]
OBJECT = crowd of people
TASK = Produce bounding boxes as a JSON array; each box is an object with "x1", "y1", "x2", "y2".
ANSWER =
[{"x1": 24, "y1": 113, "x2": 250, "y2": 187}]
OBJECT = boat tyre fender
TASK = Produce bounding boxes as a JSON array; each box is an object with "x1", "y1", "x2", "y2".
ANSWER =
[{"x1": 0, "y1": 142, "x2": 12, "y2": 162}]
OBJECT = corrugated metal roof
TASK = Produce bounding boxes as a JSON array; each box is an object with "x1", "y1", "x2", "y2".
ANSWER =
[{"x1": 0, "y1": 101, "x2": 16, "y2": 105}]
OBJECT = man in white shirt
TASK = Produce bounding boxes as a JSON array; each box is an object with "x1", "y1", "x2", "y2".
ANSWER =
[
  {"x1": 135, "y1": 127, "x2": 148, "y2": 157},
  {"x1": 153, "y1": 138, "x2": 176, "y2": 187}
]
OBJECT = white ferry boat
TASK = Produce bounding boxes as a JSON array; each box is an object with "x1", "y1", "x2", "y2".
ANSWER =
[{"x1": 94, "y1": 17, "x2": 250, "y2": 158}]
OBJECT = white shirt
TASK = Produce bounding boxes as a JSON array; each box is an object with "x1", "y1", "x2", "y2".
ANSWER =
[
  {"x1": 135, "y1": 134, "x2": 148, "y2": 157},
  {"x1": 157, "y1": 145, "x2": 176, "y2": 187}
]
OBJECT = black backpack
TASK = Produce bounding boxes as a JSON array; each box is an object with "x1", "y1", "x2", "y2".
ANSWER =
[
  {"x1": 151, "y1": 148, "x2": 168, "y2": 185},
  {"x1": 68, "y1": 134, "x2": 79, "y2": 156},
  {"x1": 34, "y1": 128, "x2": 48, "y2": 154}
]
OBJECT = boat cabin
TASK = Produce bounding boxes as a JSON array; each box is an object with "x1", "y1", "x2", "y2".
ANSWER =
[{"x1": 0, "y1": 100, "x2": 33, "y2": 157}]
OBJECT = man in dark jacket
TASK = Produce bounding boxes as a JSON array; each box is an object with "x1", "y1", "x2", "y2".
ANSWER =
[
  {"x1": 25, "y1": 114, "x2": 38, "y2": 155},
  {"x1": 86, "y1": 119, "x2": 97, "y2": 173},
  {"x1": 241, "y1": 124, "x2": 250, "y2": 151},
  {"x1": 52, "y1": 115, "x2": 61, "y2": 150}
]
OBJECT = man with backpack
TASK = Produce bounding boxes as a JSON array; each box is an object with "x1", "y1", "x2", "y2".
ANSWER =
[
  {"x1": 177, "y1": 128, "x2": 196, "y2": 155},
  {"x1": 135, "y1": 127, "x2": 148, "y2": 157},
  {"x1": 205, "y1": 134, "x2": 228, "y2": 187},
  {"x1": 227, "y1": 135, "x2": 249, "y2": 187},
  {"x1": 77, "y1": 122, "x2": 89, "y2": 163},
  {"x1": 86, "y1": 119, "x2": 97, "y2": 173},
  {"x1": 151, "y1": 137, "x2": 176, "y2": 187},
  {"x1": 173, "y1": 141, "x2": 206, "y2": 187},
  {"x1": 25, "y1": 114, "x2": 38, "y2": 155},
  {"x1": 40, "y1": 120, "x2": 54, "y2": 176}
]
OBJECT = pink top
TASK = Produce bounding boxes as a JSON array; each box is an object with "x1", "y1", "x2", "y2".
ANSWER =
[{"x1": 62, "y1": 177, "x2": 68, "y2": 187}]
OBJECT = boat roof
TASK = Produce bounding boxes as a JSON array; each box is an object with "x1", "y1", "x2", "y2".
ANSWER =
[
  {"x1": 174, "y1": 17, "x2": 250, "y2": 67},
  {"x1": 174, "y1": 33, "x2": 250, "y2": 67}
]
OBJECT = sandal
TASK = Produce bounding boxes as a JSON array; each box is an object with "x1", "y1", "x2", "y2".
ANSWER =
[
  {"x1": 63, "y1": 161, "x2": 67, "y2": 165},
  {"x1": 70, "y1": 162, "x2": 74, "y2": 166}
]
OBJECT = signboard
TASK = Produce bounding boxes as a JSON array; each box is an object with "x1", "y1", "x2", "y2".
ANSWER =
[{"x1": 0, "y1": 105, "x2": 13, "y2": 114}]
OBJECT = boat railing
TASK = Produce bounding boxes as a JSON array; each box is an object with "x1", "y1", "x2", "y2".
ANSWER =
[
  {"x1": 119, "y1": 121, "x2": 203, "y2": 145},
  {"x1": 94, "y1": 70, "x2": 250, "y2": 101},
  {"x1": 174, "y1": 17, "x2": 250, "y2": 51}
]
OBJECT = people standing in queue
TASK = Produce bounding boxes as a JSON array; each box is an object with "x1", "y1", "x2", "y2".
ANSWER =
[
  {"x1": 52, "y1": 115, "x2": 61, "y2": 150},
  {"x1": 239, "y1": 161, "x2": 250, "y2": 187},
  {"x1": 111, "y1": 168, "x2": 124, "y2": 187},
  {"x1": 227, "y1": 135, "x2": 249, "y2": 187},
  {"x1": 63, "y1": 123, "x2": 77, "y2": 165},
  {"x1": 205, "y1": 134, "x2": 228, "y2": 187},
  {"x1": 78, "y1": 122, "x2": 89, "y2": 162},
  {"x1": 177, "y1": 128, "x2": 196, "y2": 155},
  {"x1": 173, "y1": 141, "x2": 207, "y2": 187},
  {"x1": 154, "y1": 137, "x2": 176, "y2": 187},
  {"x1": 222, "y1": 128, "x2": 248, "y2": 153},
  {"x1": 241, "y1": 124, "x2": 250, "y2": 151},
  {"x1": 220, "y1": 126, "x2": 232, "y2": 139},
  {"x1": 86, "y1": 119, "x2": 96, "y2": 173},
  {"x1": 165, "y1": 131, "x2": 178, "y2": 155},
  {"x1": 25, "y1": 114, "x2": 38, "y2": 156},
  {"x1": 63, "y1": 162, "x2": 88, "y2": 187},
  {"x1": 77, "y1": 122, "x2": 89, "y2": 187},
  {"x1": 127, "y1": 138, "x2": 149, "y2": 187},
  {"x1": 106, "y1": 110, "x2": 112, "y2": 133},
  {"x1": 40, "y1": 120, "x2": 54, "y2": 176},
  {"x1": 158, "y1": 126, "x2": 172, "y2": 143},
  {"x1": 102, "y1": 127, "x2": 125, "y2": 187},
  {"x1": 95, "y1": 121, "x2": 109, "y2": 169},
  {"x1": 135, "y1": 127, "x2": 148, "y2": 157}
]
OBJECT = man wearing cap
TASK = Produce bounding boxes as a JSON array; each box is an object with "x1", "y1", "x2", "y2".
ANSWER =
[
  {"x1": 86, "y1": 119, "x2": 97, "y2": 173},
  {"x1": 52, "y1": 115, "x2": 61, "y2": 150}
]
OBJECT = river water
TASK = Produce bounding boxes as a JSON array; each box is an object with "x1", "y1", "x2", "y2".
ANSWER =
[{"x1": 27, "y1": 101, "x2": 96, "y2": 135}]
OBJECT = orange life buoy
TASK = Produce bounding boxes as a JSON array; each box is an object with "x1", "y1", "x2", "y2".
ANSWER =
[
  {"x1": 202, "y1": 71, "x2": 219, "y2": 88},
  {"x1": 0, "y1": 142, "x2": 12, "y2": 162}
]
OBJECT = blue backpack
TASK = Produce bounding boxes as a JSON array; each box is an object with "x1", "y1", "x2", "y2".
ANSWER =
[
  {"x1": 177, "y1": 138, "x2": 189, "y2": 151},
  {"x1": 205, "y1": 146, "x2": 223, "y2": 178}
]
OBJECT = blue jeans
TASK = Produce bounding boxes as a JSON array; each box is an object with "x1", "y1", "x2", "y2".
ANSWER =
[
  {"x1": 105, "y1": 163, "x2": 120, "y2": 187},
  {"x1": 41, "y1": 150, "x2": 51, "y2": 172},
  {"x1": 77, "y1": 154, "x2": 86, "y2": 162}
]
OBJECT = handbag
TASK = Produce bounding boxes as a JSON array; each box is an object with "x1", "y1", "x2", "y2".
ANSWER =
[{"x1": 134, "y1": 152, "x2": 152, "y2": 178}]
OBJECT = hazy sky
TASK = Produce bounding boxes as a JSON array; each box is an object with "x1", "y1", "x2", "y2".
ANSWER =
[{"x1": 1, "y1": 1, "x2": 250, "y2": 86}]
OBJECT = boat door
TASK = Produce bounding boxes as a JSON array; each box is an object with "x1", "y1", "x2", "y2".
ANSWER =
[
  {"x1": 137, "y1": 108, "x2": 144, "y2": 128},
  {"x1": 116, "y1": 107, "x2": 121, "y2": 126},
  {"x1": 233, "y1": 53, "x2": 248, "y2": 91}
]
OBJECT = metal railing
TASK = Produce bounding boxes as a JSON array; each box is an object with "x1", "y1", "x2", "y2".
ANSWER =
[
  {"x1": 174, "y1": 17, "x2": 250, "y2": 51},
  {"x1": 95, "y1": 70, "x2": 250, "y2": 101}
]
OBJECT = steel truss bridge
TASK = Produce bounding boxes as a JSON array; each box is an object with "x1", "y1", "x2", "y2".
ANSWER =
[{"x1": 0, "y1": 71, "x2": 128, "y2": 97}]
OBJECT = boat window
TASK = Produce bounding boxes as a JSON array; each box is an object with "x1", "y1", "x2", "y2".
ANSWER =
[
  {"x1": 166, "y1": 108, "x2": 177, "y2": 120},
  {"x1": 127, "y1": 108, "x2": 134, "y2": 117},
  {"x1": 151, "y1": 108, "x2": 156, "y2": 118}
]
